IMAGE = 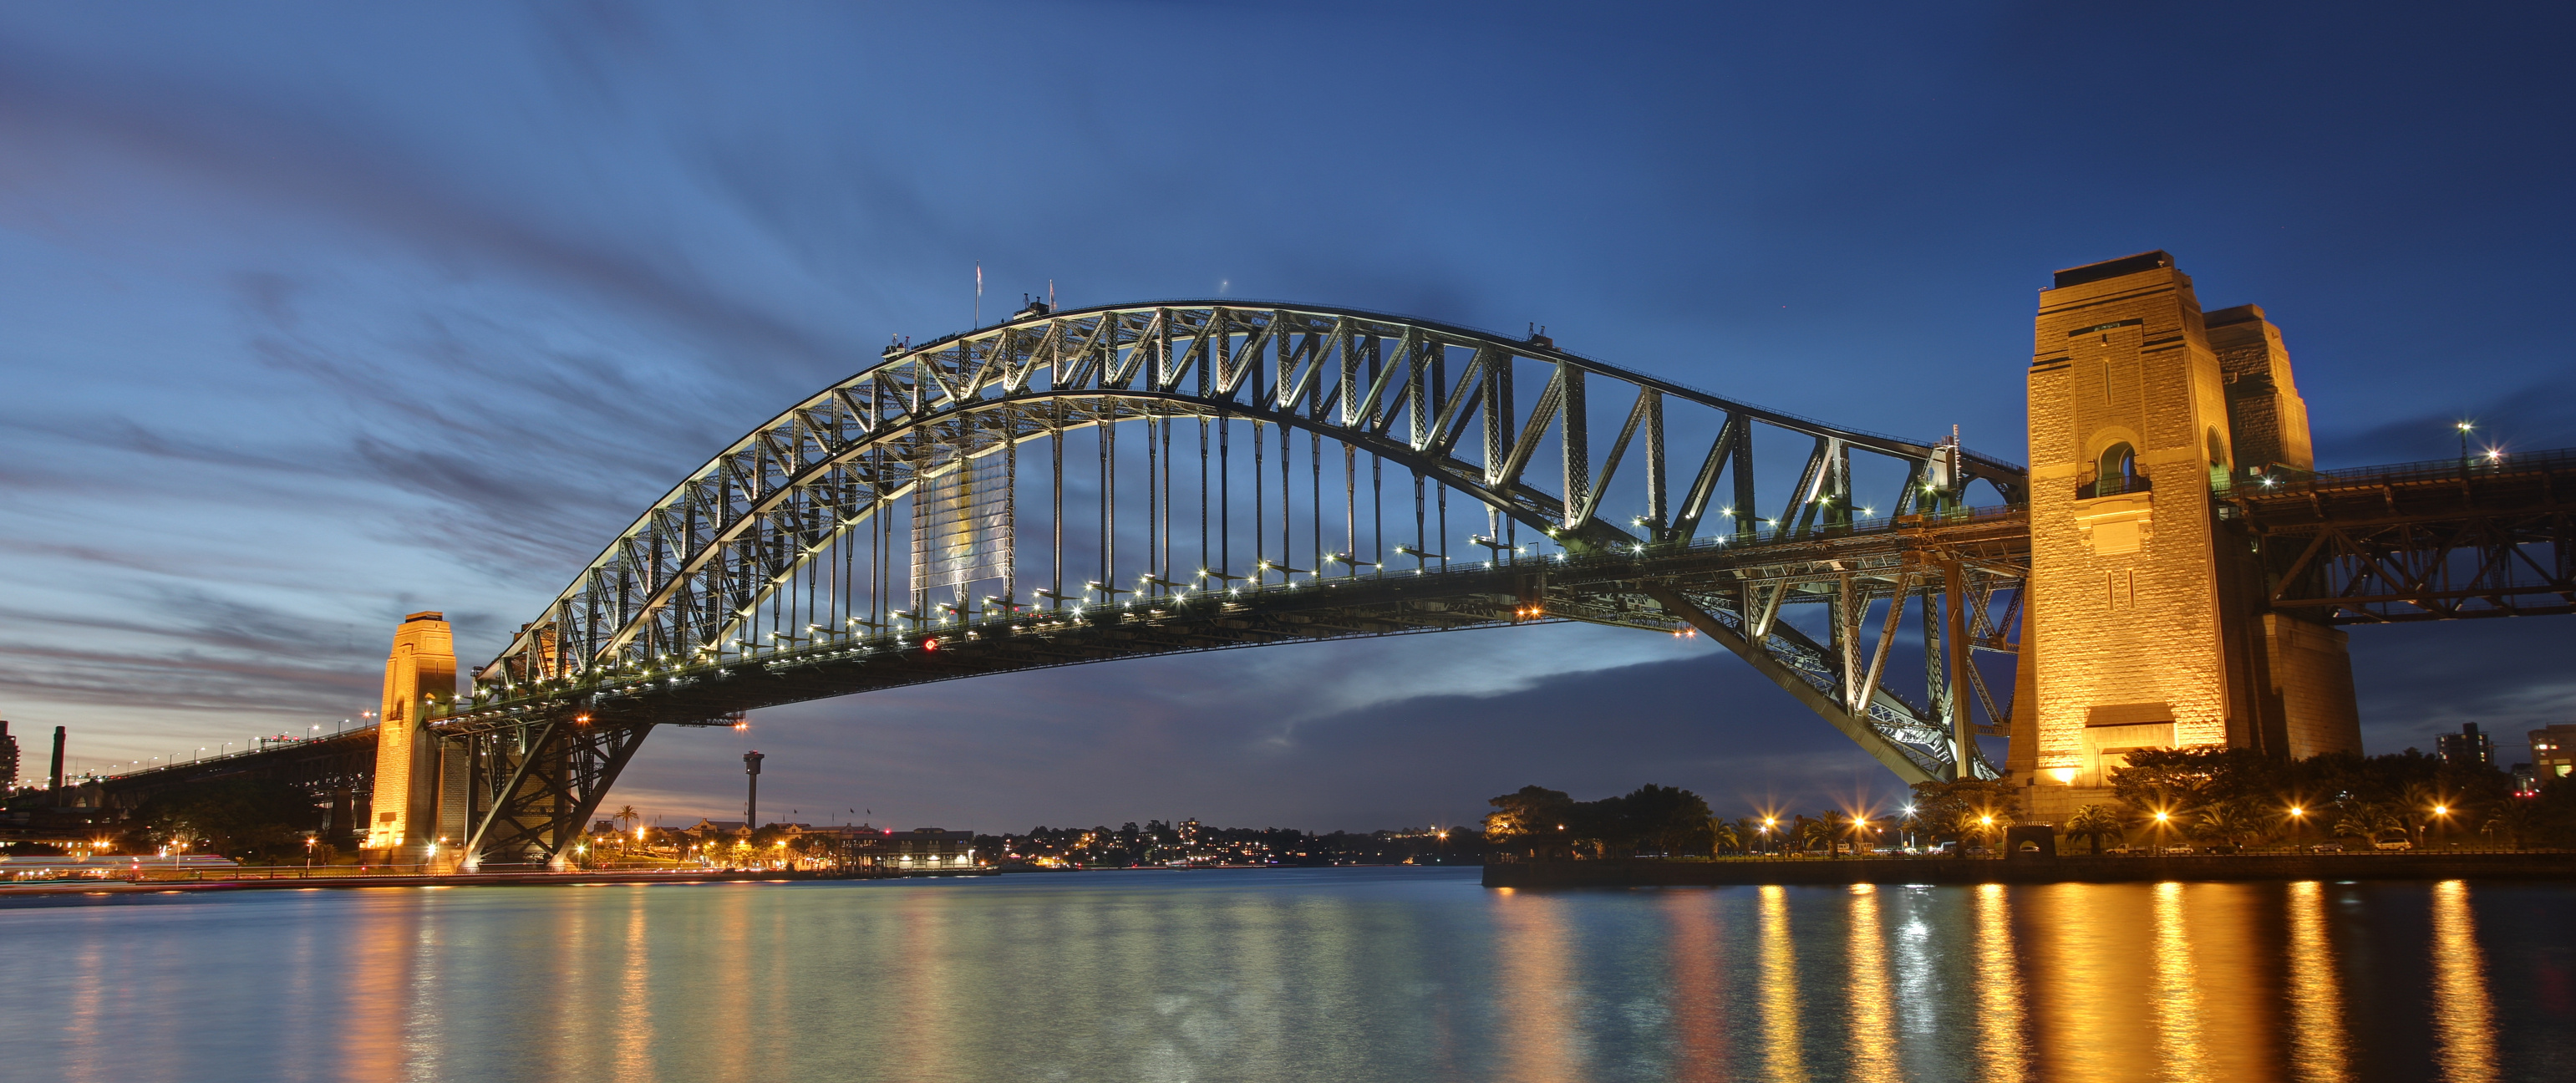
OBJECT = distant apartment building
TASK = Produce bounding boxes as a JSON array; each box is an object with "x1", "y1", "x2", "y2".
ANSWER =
[
  {"x1": 2436, "y1": 723, "x2": 2494, "y2": 769},
  {"x1": 2531, "y1": 724, "x2": 2576, "y2": 782}
]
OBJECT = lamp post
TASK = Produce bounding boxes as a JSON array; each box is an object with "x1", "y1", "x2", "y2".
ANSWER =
[{"x1": 2457, "y1": 421, "x2": 2473, "y2": 470}]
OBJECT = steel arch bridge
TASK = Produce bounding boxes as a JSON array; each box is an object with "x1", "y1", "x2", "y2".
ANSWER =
[{"x1": 444, "y1": 301, "x2": 2035, "y2": 866}]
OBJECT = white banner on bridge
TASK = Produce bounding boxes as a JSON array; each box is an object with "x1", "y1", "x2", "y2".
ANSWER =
[{"x1": 909, "y1": 442, "x2": 1013, "y2": 606}]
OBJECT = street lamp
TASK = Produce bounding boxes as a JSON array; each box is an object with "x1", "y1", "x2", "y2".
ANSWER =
[{"x1": 2457, "y1": 421, "x2": 2474, "y2": 469}]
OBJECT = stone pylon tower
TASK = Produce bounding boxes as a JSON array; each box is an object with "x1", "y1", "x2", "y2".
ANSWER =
[
  {"x1": 2013, "y1": 252, "x2": 2360, "y2": 817},
  {"x1": 363, "y1": 612, "x2": 467, "y2": 863}
]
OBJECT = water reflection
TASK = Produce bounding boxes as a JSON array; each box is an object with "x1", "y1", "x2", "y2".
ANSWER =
[
  {"x1": 2427, "y1": 880, "x2": 2498, "y2": 1083},
  {"x1": 1972, "y1": 883, "x2": 2027, "y2": 1082},
  {"x1": 1493, "y1": 888, "x2": 1579, "y2": 1083},
  {"x1": 0, "y1": 871, "x2": 2559, "y2": 1082},
  {"x1": 2151, "y1": 881, "x2": 2209, "y2": 1079},
  {"x1": 343, "y1": 898, "x2": 421, "y2": 1081},
  {"x1": 1755, "y1": 884, "x2": 1809, "y2": 1082},
  {"x1": 2284, "y1": 881, "x2": 2350, "y2": 1083},
  {"x1": 614, "y1": 891, "x2": 657, "y2": 1083},
  {"x1": 1660, "y1": 892, "x2": 1730, "y2": 1081},
  {"x1": 1842, "y1": 885, "x2": 1898, "y2": 1083}
]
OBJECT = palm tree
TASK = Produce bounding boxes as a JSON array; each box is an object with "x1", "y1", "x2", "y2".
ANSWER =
[
  {"x1": 2192, "y1": 800, "x2": 2258, "y2": 849},
  {"x1": 2065, "y1": 804, "x2": 2124, "y2": 855},
  {"x1": 1951, "y1": 809, "x2": 2010, "y2": 855},
  {"x1": 2484, "y1": 799, "x2": 2542, "y2": 850},
  {"x1": 1797, "y1": 817, "x2": 1837, "y2": 856},
  {"x1": 1709, "y1": 817, "x2": 1742, "y2": 856},
  {"x1": 2399, "y1": 782, "x2": 2444, "y2": 847},
  {"x1": 2332, "y1": 803, "x2": 2402, "y2": 847},
  {"x1": 615, "y1": 805, "x2": 641, "y2": 855}
]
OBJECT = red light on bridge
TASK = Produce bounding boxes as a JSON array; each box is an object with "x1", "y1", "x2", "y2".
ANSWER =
[{"x1": 922, "y1": 637, "x2": 940, "y2": 652}]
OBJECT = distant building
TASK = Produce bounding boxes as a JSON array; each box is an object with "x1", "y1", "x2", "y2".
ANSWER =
[
  {"x1": 2510, "y1": 763, "x2": 2538, "y2": 795},
  {"x1": 0, "y1": 721, "x2": 18, "y2": 792},
  {"x1": 802, "y1": 826, "x2": 977, "y2": 871},
  {"x1": 2531, "y1": 724, "x2": 2576, "y2": 782},
  {"x1": 2436, "y1": 723, "x2": 2493, "y2": 768},
  {"x1": 687, "y1": 819, "x2": 749, "y2": 844}
]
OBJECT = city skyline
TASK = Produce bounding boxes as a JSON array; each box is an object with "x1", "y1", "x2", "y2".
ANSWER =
[{"x1": 5, "y1": 3, "x2": 2574, "y2": 831}]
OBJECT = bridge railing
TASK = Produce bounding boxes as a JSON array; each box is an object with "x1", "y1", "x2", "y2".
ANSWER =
[
  {"x1": 2246, "y1": 446, "x2": 2575, "y2": 492},
  {"x1": 90, "y1": 725, "x2": 378, "y2": 781}
]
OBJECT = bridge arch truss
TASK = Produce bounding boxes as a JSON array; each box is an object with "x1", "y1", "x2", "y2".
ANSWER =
[{"x1": 455, "y1": 302, "x2": 2030, "y2": 864}]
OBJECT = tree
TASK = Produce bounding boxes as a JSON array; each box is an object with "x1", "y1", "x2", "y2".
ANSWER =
[
  {"x1": 2065, "y1": 804, "x2": 2124, "y2": 855},
  {"x1": 123, "y1": 778, "x2": 322, "y2": 862},
  {"x1": 1710, "y1": 817, "x2": 1742, "y2": 856},
  {"x1": 1908, "y1": 779, "x2": 2022, "y2": 847},
  {"x1": 1950, "y1": 808, "x2": 2011, "y2": 854},
  {"x1": 615, "y1": 805, "x2": 641, "y2": 854},
  {"x1": 2191, "y1": 799, "x2": 2261, "y2": 848},
  {"x1": 2331, "y1": 802, "x2": 2402, "y2": 845},
  {"x1": 1617, "y1": 785, "x2": 1715, "y2": 857},
  {"x1": 1796, "y1": 816, "x2": 1837, "y2": 854},
  {"x1": 1484, "y1": 786, "x2": 1576, "y2": 858},
  {"x1": 2482, "y1": 798, "x2": 2541, "y2": 849}
]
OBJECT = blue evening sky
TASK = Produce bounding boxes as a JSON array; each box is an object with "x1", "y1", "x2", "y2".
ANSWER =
[{"x1": 2, "y1": 3, "x2": 2569, "y2": 831}]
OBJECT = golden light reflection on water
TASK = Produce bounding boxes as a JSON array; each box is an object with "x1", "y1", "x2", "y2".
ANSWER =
[
  {"x1": 1842, "y1": 885, "x2": 1898, "y2": 1083},
  {"x1": 1493, "y1": 889, "x2": 1580, "y2": 1083},
  {"x1": 1756, "y1": 884, "x2": 1809, "y2": 1083},
  {"x1": 614, "y1": 889, "x2": 658, "y2": 1083},
  {"x1": 2428, "y1": 880, "x2": 2499, "y2": 1083},
  {"x1": 1661, "y1": 892, "x2": 1730, "y2": 1082},
  {"x1": 1972, "y1": 882, "x2": 2027, "y2": 1083},
  {"x1": 342, "y1": 899, "x2": 419, "y2": 1082},
  {"x1": 2285, "y1": 881, "x2": 2350, "y2": 1083},
  {"x1": 2151, "y1": 881, "x2": 2208, "y2": 1080},
  {"x1": 1, "y1": 872, "x2": 2550, "y2": 1080},
  {"x1": 2194, "y1": 884, "x2": 2281, "y2": 1080},
  {"x1": 892, "y1": 890, "x2": 964, "y2": 1083}
]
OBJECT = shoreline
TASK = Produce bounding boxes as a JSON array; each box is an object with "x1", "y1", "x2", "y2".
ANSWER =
[
  {"x1": 1482, "y1": 852, "x2": 2576, "y2": 888},
  {"x1": 0, "y1": 868, "x2": 885, "y2": 905}
]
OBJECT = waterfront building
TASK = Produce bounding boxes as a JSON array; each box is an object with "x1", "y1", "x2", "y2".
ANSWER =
[
  {"x1": 2531, "y1": 724, "x2": 2576, "y2": 781},
  {"x1": 2436, "y1": 723, "x2": 2495, "y2": 768}
]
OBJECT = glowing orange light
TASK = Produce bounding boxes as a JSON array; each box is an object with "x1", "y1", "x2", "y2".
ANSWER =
[{"x1": 923, "y1": 638, "x2": 940, "y2": 652}]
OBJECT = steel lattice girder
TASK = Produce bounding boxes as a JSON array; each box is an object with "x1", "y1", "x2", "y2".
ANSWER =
[
  {"x1": 457, "y1": 719, "x2": 653, "y2": 867},
  {"x1": 2231, "y1": 451, "x2": 2575, "y2": 622}
]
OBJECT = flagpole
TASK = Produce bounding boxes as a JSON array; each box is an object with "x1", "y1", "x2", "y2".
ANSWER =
[{"x1": 974, "y1": 262, "x2": 983, "y2": 328}]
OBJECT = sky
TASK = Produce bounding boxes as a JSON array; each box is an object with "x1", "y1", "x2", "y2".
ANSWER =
[{"x1": 3, "y1": 3, "x2": 2571, "y2": 832}]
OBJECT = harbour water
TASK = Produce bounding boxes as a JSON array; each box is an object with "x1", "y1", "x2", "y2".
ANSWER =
[{"x1": 1, "y1": 868, "x2": 2568, "y2": 1081}]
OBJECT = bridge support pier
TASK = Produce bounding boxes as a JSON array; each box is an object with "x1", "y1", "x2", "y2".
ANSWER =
[
  {"x1": 2017, "y1": 252, "x2": 2361, "y2": 806},
  {"x1": 361, "y1": 612, "x2": 469, "y2": 866}
]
